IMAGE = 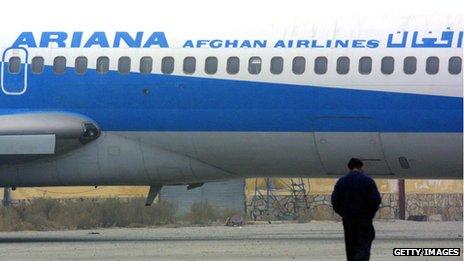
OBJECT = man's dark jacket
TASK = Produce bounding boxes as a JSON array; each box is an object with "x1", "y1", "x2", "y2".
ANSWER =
[{"x1": 331, "y1": 171, "x2": 381, "y2": 219}]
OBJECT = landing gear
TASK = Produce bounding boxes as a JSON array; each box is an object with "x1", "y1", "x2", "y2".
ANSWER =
[
  {"x1": 145, "y1": 185, "x2": 162, "y2": 206},
  {"x1": 3, "y1": 187, "x2": 11, "y2": 207},
  {"x1": 187, "y1": 183, "x2": 203, "y2": 190}
]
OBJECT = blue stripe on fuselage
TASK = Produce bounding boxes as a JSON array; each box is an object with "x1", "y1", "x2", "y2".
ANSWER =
[{"x1": 0, "y1": 66, "x2": 462, "y2": 132}]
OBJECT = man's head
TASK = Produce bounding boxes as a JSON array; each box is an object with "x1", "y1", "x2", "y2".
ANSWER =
[{"x1": 347, "y1": 158, "x2": 364, "y2": 171}]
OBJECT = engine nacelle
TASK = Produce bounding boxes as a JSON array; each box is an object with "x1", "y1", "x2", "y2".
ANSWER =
[{"x1": 0, "y1": 112, "x2": 100, "y2": 164}]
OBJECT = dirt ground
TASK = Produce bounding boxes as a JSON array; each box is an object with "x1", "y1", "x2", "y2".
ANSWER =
[{"x1": 0, "y1": 220, "x2": 461, "y2": 260}]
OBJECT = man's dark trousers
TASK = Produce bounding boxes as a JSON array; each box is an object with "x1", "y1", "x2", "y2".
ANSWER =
[{"x1": 342, "y1": 218, "x2": 375, "y2": 261}]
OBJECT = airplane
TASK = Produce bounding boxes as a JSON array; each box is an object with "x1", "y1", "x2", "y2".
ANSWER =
[{"x1": 0, "y1": 0, "x2": 462, "y2": 205}]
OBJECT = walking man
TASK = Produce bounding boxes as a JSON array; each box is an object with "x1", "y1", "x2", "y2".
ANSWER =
[{"x1": 331, "y1": 158, "x2": 381, "y2": 261}]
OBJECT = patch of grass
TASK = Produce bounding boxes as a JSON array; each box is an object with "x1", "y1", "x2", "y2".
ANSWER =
[
  {"x1": 0, "y1": 198, "x2": 245, "y2": 231},
  {"x1": 0, "y1": 198, "x2": 178, "y2": 231},
  {"x1": 187, "y1": 202, "x2": 221, "y2": 225},
  {"x1": 186, "y1": 201, "x2": 244, "y2": 225}
]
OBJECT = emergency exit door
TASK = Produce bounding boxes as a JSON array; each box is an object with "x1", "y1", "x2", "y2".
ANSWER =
[
  {"x1": 313, "y1": 117, "x2": 393, "y2": 175},
  {"x1": 1, "y1": 47, "x2": 28, "y2": 95}
]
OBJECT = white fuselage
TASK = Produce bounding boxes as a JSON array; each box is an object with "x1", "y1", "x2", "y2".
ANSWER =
[{"x1": 0, "y1": 0, "x2": 462, "y2": 187}]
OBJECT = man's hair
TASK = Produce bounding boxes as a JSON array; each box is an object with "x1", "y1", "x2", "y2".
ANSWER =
[{"x1": 348, "y1": 158, "x2": 364, "y2": 170}]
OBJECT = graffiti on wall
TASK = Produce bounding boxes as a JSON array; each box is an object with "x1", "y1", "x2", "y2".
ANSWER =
[{"x1": 248, "y1": 193, "x2": 463, "y2": 221}]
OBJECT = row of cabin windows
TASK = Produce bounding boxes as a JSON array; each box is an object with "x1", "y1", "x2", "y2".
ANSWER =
[{"x1": 7, "y1": 55, "x2": 463, "y2": 76}]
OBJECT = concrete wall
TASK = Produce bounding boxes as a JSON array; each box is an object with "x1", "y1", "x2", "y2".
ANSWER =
[
  {"x1": 247, "y1": 193, "x2": 463, "y2": 221},
  {"x1": 160, "y1": 180, "x2": 246, "y2": 214}
]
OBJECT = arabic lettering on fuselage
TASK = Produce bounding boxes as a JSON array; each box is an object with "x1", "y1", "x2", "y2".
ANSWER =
[
  {"x1": 10, "y1": 30, "x2": 463, "y2": 48},
  {"x1": 388, "y1": 28, "x2": 462, "y2": 48}
]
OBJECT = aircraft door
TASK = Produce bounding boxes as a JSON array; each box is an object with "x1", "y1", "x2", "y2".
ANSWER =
[
  {"x1": 1, "y1": 47, "x2": 28, "y2": 95},
  {"x1": 314, "y1": 117, "x2": 393, "y2": 175}
]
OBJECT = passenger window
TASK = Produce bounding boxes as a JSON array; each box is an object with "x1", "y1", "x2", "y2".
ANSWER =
[
  {"x1": 75, "y1": 56, "x2": 88, "y2": 75},
  {"x1": 292, "y1": 56, "x2": 305, "y2": 75},
  {"x1": 270, "y1": 56, "x2": 283, "y2": 74},
  {"x1": 205, "y1": 57, "x2": 218, "y2": 74},
  {"x1": 8, "y1": 57, "x2": 21, "y2": 74},
  {"x1": 161, "y1": 56, "x2": 174, "y2": 74},
  {"x1": 403, "y1": 56, "x2": 417, "y2": 75},
  {"x1": 425, "y1": 56, "x2": 439, "y2": 75},
  {"x1": 336, "y1": 56, "x2": 350, "y2": 74},
  {"x1": 96, "y1": 57, "x2": 110, "y2": 74},
  {"x1": 140, "y1": 56, "x2": 153, "y2": 74},
  {"x1": 358, "y1": 56, "x2": 372, "y2": 75},
  {"x1": 448, "y1": 56, "x2": 462, "y2": 75},
  {"x1": 31, "y1": 56, "x2": 44, "y2": 74},
  {"x1": 118, "y1": 56, "x2": 131, "y2": 74},
  {"x1": 248, "y1": 57, "x2": 262, "y2": 74},
  {"x1": 53, "y1": 56, "x2": 66, "y2": 75},
  {"x1": 183, "y1": 56, "x2": 196, "y2": 74},
  {"x1": 314, "y1": 56, "x2": 328, "y2": 75},
  {"x1": 381, "y1": 56, "x2": 394, "y2": 75},
  {"x1": 227, "y1": 56, "x2": 240, "y2": 74}
]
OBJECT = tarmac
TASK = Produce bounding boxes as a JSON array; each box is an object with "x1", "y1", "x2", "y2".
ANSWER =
[{"x1": 0, "y1": 220, "x2": 461, "y2": 260}]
